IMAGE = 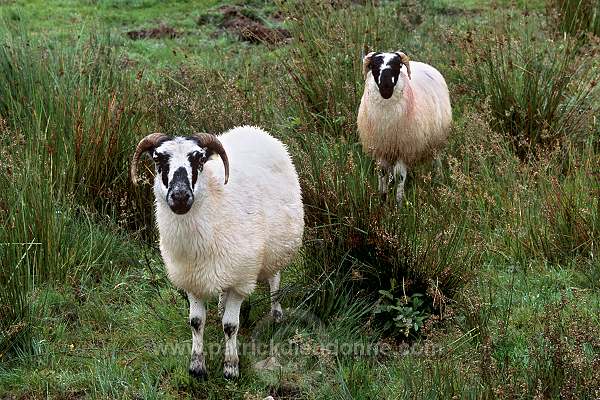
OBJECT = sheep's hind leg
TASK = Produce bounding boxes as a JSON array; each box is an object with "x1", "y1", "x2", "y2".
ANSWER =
[
  {"x1": 188, "y1": 292, "x2": 207, "y2": 380},
  {"x1": 222, "y1": 290, "x2": 244, "y2": 379},
  {"x1": 393, "y1": 160, "x2": 408, "y2": 206},
  {"x1": 268, "y1": 272, "x2": 283, "y2": 322}
]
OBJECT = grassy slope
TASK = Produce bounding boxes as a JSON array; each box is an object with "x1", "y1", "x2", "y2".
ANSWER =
[
  {"x1": 1, "y1": 0, "x2": 272, "y2": 71},
  {"x1": 0, "y1": 0, "x2": 598, "y2": 399}
]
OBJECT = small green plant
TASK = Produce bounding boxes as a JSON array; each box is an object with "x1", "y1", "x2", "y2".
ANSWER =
[{"x1": 374, "y1": 289, "x2": 430, "y2": 338}]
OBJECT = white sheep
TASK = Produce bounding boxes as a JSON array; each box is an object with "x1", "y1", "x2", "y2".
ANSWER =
[
  {"x1": 357, "y1": 51, "x2": 452, "y2": 204},
  {"x1": 131, "y1": 126, "x2": 304, "y2": 380}
]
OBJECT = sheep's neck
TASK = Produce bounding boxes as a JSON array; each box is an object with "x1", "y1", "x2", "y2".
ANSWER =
[
  {"x1": 157, "y1": 178, "x2": 223, "y2": 255},
  {"x1": 369, "y1": 83, "x2": 416, "y2": 130}
]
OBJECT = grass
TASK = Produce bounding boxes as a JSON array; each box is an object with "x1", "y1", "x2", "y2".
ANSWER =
[
  {"x1": 548, "y1": 0, "x2": 600, "y2": 37},
  {"x1": 462, "y1": 11, "x2": 599, "y2": 158},
  {"x1": 1, "y1": 0, "x2": 599, "y2": 398}
]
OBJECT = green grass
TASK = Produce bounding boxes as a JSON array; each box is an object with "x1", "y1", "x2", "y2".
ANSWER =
[
  {"x1": 462, "y1": 11, "x2": 599, "y2": 158},
  {"x1": 1, "y1": 0, "x2": 599, "y2": 398},
  {"x1": 548, "y1": 0, "x2": 600, "y2": 37},
  {"x1": 0, "y1": 0, "x2": 279, "y2": 73}
]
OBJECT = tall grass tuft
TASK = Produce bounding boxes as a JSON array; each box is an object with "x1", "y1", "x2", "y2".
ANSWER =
[
  {"x1": 524, "y1": 147, "x2": 599, "y2": 265},
  {"x1": 463, "y1": 17, "x2": 599, "y2": 159},
  {"x1": 0, "y1": 27, "x2": 153, "y2": 233},
  {"x1": 289, "y1": 137, "x2": 471, "y2": 323},
  {"x1": 0, "y1": 27, "x2": 143, "y2": 358}
]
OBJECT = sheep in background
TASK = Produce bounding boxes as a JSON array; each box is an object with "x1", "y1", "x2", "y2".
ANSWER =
[
  {"x1": 357, "y1": 51, "x2": 452, "y2": 205},
  {"x1": 131, "y1": 126, "x2": 304, "y2": 380}
]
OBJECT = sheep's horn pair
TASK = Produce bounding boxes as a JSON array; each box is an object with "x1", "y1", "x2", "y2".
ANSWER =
[
  {"x1": 191, "y1": 133, "x2": 229, "y2": 185},
  {"x1": 395, "y1": 51, "x2": 412, "y2": 80},
  {"x1": 130, "y1": 132, "x2": 230, "y2": 186},
  {"x1": 131, "y1": 132, "x2": 170, "y2": 186}
]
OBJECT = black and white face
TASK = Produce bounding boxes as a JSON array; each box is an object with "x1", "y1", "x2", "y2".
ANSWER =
[
  {"x1": 151, "y1": 138, "x2": 211, "y2": 215},
  {"x1": 366, "y1": 52, "x2": 406, "y2": 99}
]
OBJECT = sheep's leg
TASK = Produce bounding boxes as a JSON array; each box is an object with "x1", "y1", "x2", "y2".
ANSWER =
[
  {"x1": 378, "y1": 168, "x2": 389, "y2": 196},
  {"x1": 393, "y1": 160, "x2": 408, "y2": 206},
  {"x1": 218, "y1": 291, "x2": 228, "y2": 318},
  {"x1": 268, "y1": 272, "x2": 283, "y2": 322},
  {"x1": 432, "y1": 157, "x2": 444, "y2": 180},
  {"x1": 377, "y1": 160, "x2": 392, "y2": 198},
  {"x1": 188, "y1": 292, "x2": 207, "y2": 380},
  {"x1": 222, "y1": 290, "x2": 244, "y2": 379}
]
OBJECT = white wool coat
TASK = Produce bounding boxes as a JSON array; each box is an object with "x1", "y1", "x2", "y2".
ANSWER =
[
  {"x1": 155, "y1": 126, "x2": 304, "y2": 299},
  {"x1": 357, "y1": 61, "x2": 452, "y2": 166}
]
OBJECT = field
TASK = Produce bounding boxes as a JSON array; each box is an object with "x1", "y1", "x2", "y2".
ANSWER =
[{"x1": 1, "y1": 0, "x2": 599, "y2": 399}]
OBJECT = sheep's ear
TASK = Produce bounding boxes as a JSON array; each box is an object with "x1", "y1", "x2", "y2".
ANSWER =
[
  {"x1": 362, "y1": 51, "x2": 377, "y2": 78},
  {"x1": 395, "y1": 51, "x2": 411, "y2": 80}
]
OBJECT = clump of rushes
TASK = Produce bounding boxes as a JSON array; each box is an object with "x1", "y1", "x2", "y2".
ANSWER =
[
  {"x1": 524, "y1": 155, "x2": 599, "y2": 266},
  {"x1": 0, "y1": 27, "x2": 152, "y2": 235},
  {"x1": 0, "y1": 27, "x2": 143, "y2": 358},
  {"x1": 548, "y1": 0, "x2": 600, "y2": 38},
  {"x1": 288, "y1": 137, "x2": 471, "y2": 323},
  {"x1": 463, "y1": 15, "x2": 599, "y2": 159}
]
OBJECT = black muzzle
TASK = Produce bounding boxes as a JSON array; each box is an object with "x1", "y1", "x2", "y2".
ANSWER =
[
  {"x1": 167, "y1": 167, "x2": 194, "y2": 215},
  {"x1": 376, "y1": 69, "x2": 397, "y2": 99}
]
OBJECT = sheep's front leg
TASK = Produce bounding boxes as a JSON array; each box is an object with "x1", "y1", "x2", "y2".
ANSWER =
[
  {"x1": 432, "y1": 156, "x2": 444, "y2": 180},
  {"x1": 393, "y1": 160, "x2": 408, "y2": 206},
  {"x1": 188, "y1": 292, "x2": 207, "y2": 380},
  {"x1": 218, "y1": 291, "x2": 228, "y2": 318},
  {"x1": 268, "y1": 272, "x2": 283, "y2": 322},
  {"x1": 222, "y1": 290, "x2": 244, "y2": 379},
  {"x1": 377, "y1": 159, "x2": 392, "y2": 198}
]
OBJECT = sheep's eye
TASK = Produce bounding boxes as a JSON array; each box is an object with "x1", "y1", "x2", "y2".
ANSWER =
[
  {"x1": 188, "y1": 151, "x2": 204, "y2": 187},
  {"x1": 188, "y1": 151, "x2": 204, "y2": 166}
]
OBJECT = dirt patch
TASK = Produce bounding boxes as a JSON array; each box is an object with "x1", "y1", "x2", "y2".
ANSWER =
[
  {"x1": 437, "y1": 6, "x2": 482, "y2": 17},
  {"x1": 227, "y1": 20, "x2": 290, "y2": 45},
  {"x1": 268, "y1": 381, "x2": 303, "y2": 399},
  {"x1": 126, "y1": 24, "x2": 181, "y2": 40},
  {"x1": 203, "y1": 5, "x2": 291, "y2": 45}
]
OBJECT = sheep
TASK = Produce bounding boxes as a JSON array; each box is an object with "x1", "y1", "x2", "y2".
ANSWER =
[
  {"x1": 357, "y1": 51, "x2": 452, "y2": 205},
  {"x1": 130, "y1": 126, "x2": 304, "y2": 380}
]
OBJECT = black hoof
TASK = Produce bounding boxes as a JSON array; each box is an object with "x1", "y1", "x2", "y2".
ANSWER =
[
  {"x1": 189, "y1": 355, "x2": 208, "y2": 381},
  {"x1": 272, "y1": 309, "x2": 283, "y2": 323},
  {"x1": 189, "y1": 366, "x2": 208, "y2": 381},
  {"x1": 223, "y1": 361, "x2": 239, "y2": 380}
]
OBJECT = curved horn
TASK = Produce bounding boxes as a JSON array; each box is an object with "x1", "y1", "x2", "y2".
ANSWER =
[
  {"x1": 192, "y1": 133, "x2": 229, "y2": 185},
  {"x1": 362, "y1": 51, "x2": 377, "y2": 78},
  {"x1": 395, "y1": 51, "x2": 411, "y2": 80},
  {"x1": 131, "y1": 132, "x2": 169, "y2": 186}
]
